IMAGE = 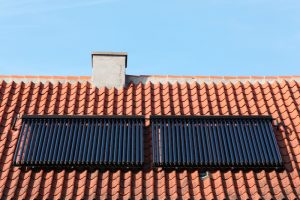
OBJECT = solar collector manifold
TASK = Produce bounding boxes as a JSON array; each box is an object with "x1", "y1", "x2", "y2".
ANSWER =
[
  {"x1": 13, "y1": 115, "x2": 145, "y2": 168},
  {"x1": 151, "y1": 116, "x2": 283, "y2": 169}
]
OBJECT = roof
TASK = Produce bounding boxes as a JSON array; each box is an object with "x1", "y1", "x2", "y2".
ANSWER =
[
  {"x1": 0, "y1": 75, "x2": 90, "y2": 84},
  {"x1": 2, "y1": 74, "x2": 300, "y2": 85},
  {"x1": 0, "y1": 78, "x2": 300, "y2": 199}
]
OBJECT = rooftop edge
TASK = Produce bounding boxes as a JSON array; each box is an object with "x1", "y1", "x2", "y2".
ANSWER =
[{"x1": 1, "y1": 74, "x2": 300, "y2": 85}]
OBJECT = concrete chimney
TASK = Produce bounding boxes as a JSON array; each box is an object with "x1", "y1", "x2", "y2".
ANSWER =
[{"x1": 92, "y1": 52, "x2": 127, "y2": 89}]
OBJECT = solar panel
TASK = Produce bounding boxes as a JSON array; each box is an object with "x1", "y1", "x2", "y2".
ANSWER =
[
  {"x1": 151, "y1": 116, "x2": 283, "y2": 169},
  {"x1": 13, "y1": 115, "x2": 145, "y2": 168}
]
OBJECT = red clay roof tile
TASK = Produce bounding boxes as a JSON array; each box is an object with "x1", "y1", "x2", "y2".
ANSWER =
[{"x1": 0, "y1": 79, "x2": 300, "y2": 199}]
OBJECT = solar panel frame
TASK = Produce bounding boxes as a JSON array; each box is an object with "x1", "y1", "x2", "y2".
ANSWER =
[
  {"x1": 13, "y1": 115, "x2": 145, "y2": 168},
  {"x1": 151, "y1": 116, "x2": 283, "y2": 169}
]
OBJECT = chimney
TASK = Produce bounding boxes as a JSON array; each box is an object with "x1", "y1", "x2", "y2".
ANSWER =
[{"x1": 91, "y1": 52, "x2": 127, "y2": 89}]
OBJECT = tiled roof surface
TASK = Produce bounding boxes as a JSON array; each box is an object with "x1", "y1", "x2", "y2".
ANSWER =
[
  {"x1": 0, "y1": 75, "x2": 91, "y2": 84},
  {"x1": 0, "y1": 80, "x2": 300, "y2": 199}
]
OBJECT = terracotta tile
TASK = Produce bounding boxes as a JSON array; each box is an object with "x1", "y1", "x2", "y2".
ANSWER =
[{"x1": 1, "y1": 80, "x2": 300, "y2": 199}]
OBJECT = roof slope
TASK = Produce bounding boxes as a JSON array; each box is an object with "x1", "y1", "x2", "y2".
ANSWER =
[{"x1": 0, "y1": 80, "x2": 300, "y2": 199}]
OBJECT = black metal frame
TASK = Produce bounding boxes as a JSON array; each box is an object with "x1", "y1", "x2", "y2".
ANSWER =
[
  {"x1": 14, "y1": 114, "x2": 284, "y2": 171},
  {"x1": 151, "y1": 115, "x2": 283, "y2": 169},
  {"x1": 150, "y1": 115, "x2": 273, "y2": 120},
  {"x1": 14, "y1": 115, "x2": 145, "y2": 168},
  {"x1": 22, "y1": 115, "x2": 145, "y2": 119}
]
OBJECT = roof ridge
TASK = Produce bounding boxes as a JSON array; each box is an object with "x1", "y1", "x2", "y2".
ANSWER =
[
  {"x1": 0, "y1": 75, "x2": 90, "y2": 79},
  {"x1": 1, "y1": 74, "x2": 300, "y2": 85},
  {"x1": 127, "y1": 74, "x2": 300, "y2": 79},
  {"x1": 1, "y1": 74, "x2": 300, "y2": 78}
]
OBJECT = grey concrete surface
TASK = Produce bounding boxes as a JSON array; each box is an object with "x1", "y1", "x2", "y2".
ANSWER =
[{"x1": 92, "y1": 52, "x2": 127, "y2": 89}]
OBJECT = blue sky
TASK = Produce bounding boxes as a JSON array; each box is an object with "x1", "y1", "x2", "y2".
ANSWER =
[{"x1": 0, "y1": 0, "x2": 299, "y2": 76}]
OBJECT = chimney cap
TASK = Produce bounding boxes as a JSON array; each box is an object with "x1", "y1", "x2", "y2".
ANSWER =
[
  {"x1": 91, "y1": 52, "x2": 127, "y2": 68},
  {"x1": 92, "y1": 52, "x2": 128, "y2": 56}
]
